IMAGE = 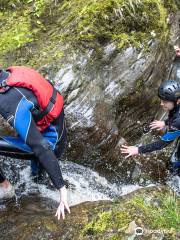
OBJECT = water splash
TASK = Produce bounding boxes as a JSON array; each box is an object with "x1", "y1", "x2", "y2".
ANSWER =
[
  {"x1": 12, "y1": 161, "x2": 141, "y2": 206},
  {"x1": 167, "y1": 176, "x2": 180, "y2": 195}
]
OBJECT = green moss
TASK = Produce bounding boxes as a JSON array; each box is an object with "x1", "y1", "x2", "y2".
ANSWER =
[
  {"x1": 0, "y1": 13, "x2": 34, "y2": 55},
  {"x1": 163, "y1": 0, "x2": 178, "y2": 11},
  {"x1": 32, "y1": 0, "x2": 46, "y2": 18},
  {"x1": 81, "y1": 189, "x2": 179, "y2": 239},
  {"x1": 57, "y1": 0, "x2": 174, "y2": 50},
  {"x1": 42, "y1": 217, "x2": 58, "y2": 232},
  {"x1": 108, "y1": 236, "x2": 120, "y2": 240},
  {"x1": 0, "y1": 0, "x2": 179, "y2": 67},
  {"x1": 174, "y1": 0, "x2": 180, "y2": 9},
  {"x1": 82, "y1": 208, "x2": 131, "y2": 238},
  {"x1": 82, "y1": 211, "x2": 112, "y2": 235},
  {"x1": 130, "y1": 192, "x2": 180, "y2": 231}
]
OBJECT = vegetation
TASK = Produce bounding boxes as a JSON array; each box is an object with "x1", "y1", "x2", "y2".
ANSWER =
[
  {"x1": 0, "y1": 0, "x2": 179, "y2": 67},
  {"x1": 58, "y1": 0, "x2": 175, "y2": 50},
  {"x1": 81, "y1": 188, "x2": 180, "y2": 239},
  {"x1": 131, "y1": 191, "x2": 179, "y2": 230}
]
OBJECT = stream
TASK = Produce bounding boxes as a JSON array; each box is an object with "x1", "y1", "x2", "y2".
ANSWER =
[
  {"x1": 0, "y1": 157, "x2": 142, "y2": 207},
  {"x1": 0, "y1": 52, "x2": 179, "y2": 218}
]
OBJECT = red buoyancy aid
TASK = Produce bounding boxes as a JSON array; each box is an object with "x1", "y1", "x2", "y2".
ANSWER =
[{"x1": 6, "y1": 66, "x2": 64, "y2": 131}]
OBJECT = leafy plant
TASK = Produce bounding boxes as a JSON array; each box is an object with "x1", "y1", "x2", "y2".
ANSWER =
[{"x1": 57, "y1": 0, "x2": 176, "y2": 50}]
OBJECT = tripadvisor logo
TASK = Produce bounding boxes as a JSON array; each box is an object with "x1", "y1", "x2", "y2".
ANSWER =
[
  {"x1": 134, "y1": 227, "x2": 173, "y2": 236},
  {"x1": 134, "y1": 227, "x2": 143, "y2": 236}
]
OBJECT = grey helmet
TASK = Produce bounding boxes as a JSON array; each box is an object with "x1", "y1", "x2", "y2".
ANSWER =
[{"x1": 158, "y1": 80, "x2": 180, "y2": 102}]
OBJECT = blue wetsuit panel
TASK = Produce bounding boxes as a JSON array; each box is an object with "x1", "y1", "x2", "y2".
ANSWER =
[
  {"x1": 42, "y1": 125, "x2": 58, "y2": 150},
  {"x1": 3, "y1": 97, "x2": 58, "y2": 152},
  {"x1": 14, "y1": 97, "x2": 33, "y2": 143},
  {"x1": 2, "y1": 135, "x2": 57, "y2": 153},
  {"x1": 2, "y1": 136, "x2": 32, "y2": 152},
  {"x1": 161, "y1": 130, "x2": 180, "y2": 141}
]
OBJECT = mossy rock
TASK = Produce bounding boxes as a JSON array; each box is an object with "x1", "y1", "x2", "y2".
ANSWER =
[
  {"x1": 81, "y1": 186, "x2": 180, "y2": 240},
  {"x1": 0, "y1": 187, "x2": 179, "y2": 239},
  {"x1": 0, "y1": 0, "x2": 179, "y2": 67}
]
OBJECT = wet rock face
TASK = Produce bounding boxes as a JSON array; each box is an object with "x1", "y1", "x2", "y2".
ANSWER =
[
  {"x1": 0, "y1": 44, "x2": 177, "y2": 184},
  {"x1": 0, "y1": 11, "x2": 179, "y2": 185},
  {"x1": 49, "y1": 11, "x2": 180, "y2": 184},
  {"x1": 0, "y1": 186, "x2": 179, "y2": 240},
  {"x1": 52, "y1": 42, "x2": 175, "y2": 184}
]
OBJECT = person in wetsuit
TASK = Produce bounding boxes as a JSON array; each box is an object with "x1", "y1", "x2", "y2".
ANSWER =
[
  {"x1": 0, "y1": 66, "x2": 70, "y2": 220},
  {"x1": 121, "y1": 80, "x2": 180, "y2": 175}
]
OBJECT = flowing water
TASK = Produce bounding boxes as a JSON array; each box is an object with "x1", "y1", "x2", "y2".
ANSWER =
[
  {"x1": 0, "y1": 158, "x2": 142, "y2": 207},
  {"x1": 0, "y1": 55, "x2": 180, "y2": 212}
]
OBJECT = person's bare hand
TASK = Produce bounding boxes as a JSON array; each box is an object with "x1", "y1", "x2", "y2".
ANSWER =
[
  {"x1": 149, "y1": 120, "x2": 165, "y2": 131},
  {"x1": 55, "y1": 186, "x2": 70, "y2": 220},
  {"x1": 120, "y1": 145, "x2": 139, "y2": 158}
]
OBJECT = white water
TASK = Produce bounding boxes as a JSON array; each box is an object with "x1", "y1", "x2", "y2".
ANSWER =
[
  {"x1": 14, "y1": 161, "x2": 141, "y2": 206},
  {"x1": 1, "y1": 157, "x2": 179, "y2": 207},
  {"x1": 167, "y1": 176, "x2": 180, "y2": 195}
]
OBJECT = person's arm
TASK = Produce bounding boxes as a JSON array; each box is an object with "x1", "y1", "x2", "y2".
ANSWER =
[
  {"x1": 121, "y1": 139, "x2": 172, "y2": 158},
  {"x1": 121, "y1": 115, "x2": 180, "y2": 157},
  {"x1": 13, "y1": 97, "x2": 70, "y2": 219},
  {"x1": 121, "y1": 128, "x2": 180, "y2": 157},
  {"x1": 121, "y1": 124, "x2": 173, "y2": 157},
  {"x1": 138, "y1": 139, "x2": 172, "y2": 154}
]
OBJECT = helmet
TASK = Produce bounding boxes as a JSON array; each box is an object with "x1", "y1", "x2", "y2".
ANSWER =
[{"x1": 158, "y1": 80, "x2": 180, "y2": 102}]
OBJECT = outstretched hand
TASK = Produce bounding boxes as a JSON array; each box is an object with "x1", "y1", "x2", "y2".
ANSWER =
[
  {"x1": 120, "y1": 145, "x2": 139, "y2": 158},
  {"x1": 55, "y1": 186, "x2": 70, "y2": 220},
  {"x1": 149, "y1": 120, "x2": 165, "y2": 131}
]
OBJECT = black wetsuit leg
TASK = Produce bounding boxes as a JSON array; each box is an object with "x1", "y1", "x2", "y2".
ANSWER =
[{"x1": 177, "y1": 138, "x2": 180, "y2": 160}]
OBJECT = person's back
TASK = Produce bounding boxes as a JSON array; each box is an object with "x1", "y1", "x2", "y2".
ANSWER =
[{"x1": 0, "y1": 66, "x2": 70, "y2": 220}]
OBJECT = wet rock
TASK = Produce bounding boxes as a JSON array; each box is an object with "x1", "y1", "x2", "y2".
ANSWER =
[
  {"x1": 0, "y1": 186, "x2": 178, "y2": 240},
  {"x1": 0, "y1": 116, "x2": 16, "y2": 136},
  {"x1": 0, "y1": 5, "x2": 179, "y2": 186},
  {"x1": 57, "y1": 37, "x2": 178, "y2": 184},
  {"x1": 43, "y1": 12, "x2": 180, "y2": 184}
]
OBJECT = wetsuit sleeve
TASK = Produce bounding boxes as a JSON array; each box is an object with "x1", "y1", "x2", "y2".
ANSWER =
[
  {"x1": 13, "y1": 97, "x2": 64, "y2": 189},
  {"x1": 138, "y1": 139, "x2": 171, "y2": 154},
  {"x1": 171, "y1": 115, "x2": 180, "y2": 130},
  {"x1": 139, "y1": 114, "x2": 180, "y2": 154}
]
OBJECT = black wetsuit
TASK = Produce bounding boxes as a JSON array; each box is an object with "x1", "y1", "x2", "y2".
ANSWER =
[
  {"x1": 138, "y1": 105, "x2": 180, "y2": 163},
  {"x1": 0, "y1": 70, "x2": 66, "y2": 189},
  {"x1": 139, "y1": 57, "x2": 180, "y2": 158}
]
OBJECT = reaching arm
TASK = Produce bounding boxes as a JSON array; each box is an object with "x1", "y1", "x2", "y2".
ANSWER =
[
  {"x1": 13, "y1": 97, "x2": 64, "y2": 189},
  {"x1": 121, "y1": 115, "x2": 180, "y2": 157},
  {"x1": 13, "y1": 96, "x2": 70, "y2": 219},
  {"x1": 138, "y1": 139, "x2": 172, "y2": 154},
  {"x1": 121, "y1": 139, "x2": 172, "y2": 158}
]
